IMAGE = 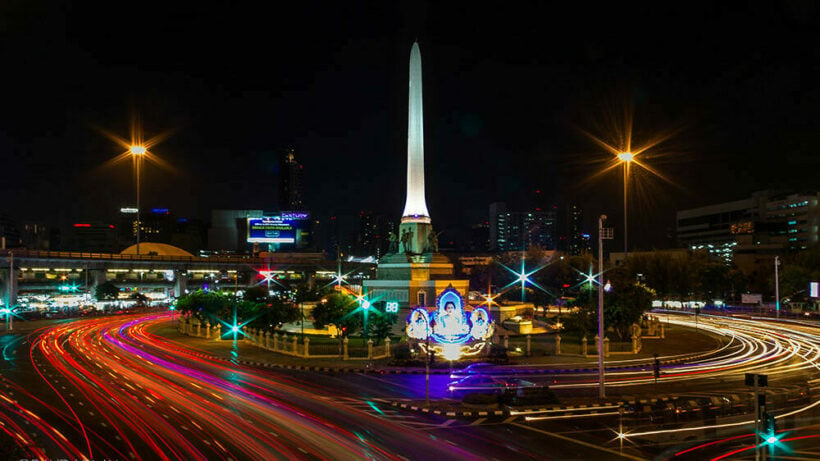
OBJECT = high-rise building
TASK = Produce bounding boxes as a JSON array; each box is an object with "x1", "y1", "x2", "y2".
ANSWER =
[
  {"x1": 21, "y1": 222, "x2": 50, "y2": 250},
  {"x1": 566, "y1": 204, "x2": 586, "y2": 255},
  {"x1": 140, "y1": 208, "x2": 175, "y2": 243},
  {"x1": 676, "y1": 192, "x2": 771, "y2": 263},
  {"x1": 468, "y1": 222, "x2": 490, "y2": 252},
  {"x1": 765, "y1": 193, "x2": 820, "y2": 251},
  {"x1": 0, "y1": 212, "x2": 22, "y2": 249},
  {"x1": 278, "y1": 148, "x2": 303, "y2": 211},
  {"x1": 64, "y1": 222, "x2": 118, "y2": 252},
  {"x1": 489, "y1": 202, "x2": 557, "y2": 251},
  {"x1": 357, "y1": 210, "x2": 376, "y2": 254}
]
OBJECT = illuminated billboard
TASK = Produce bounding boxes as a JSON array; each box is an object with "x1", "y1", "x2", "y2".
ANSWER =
[{"x1": 247, "y1": 213, "x2": 310, "y2": 244}]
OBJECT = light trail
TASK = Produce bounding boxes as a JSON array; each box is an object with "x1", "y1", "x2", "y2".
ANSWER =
[{"x1": 1, "y1": 313, "x2": 483, "y2": 460}]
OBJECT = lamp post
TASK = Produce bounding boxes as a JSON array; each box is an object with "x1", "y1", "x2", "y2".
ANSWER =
[
  {"x1": 597, "y1": 214, "x2": 613, "y2": 399},
  {"x1": 774, "y1": 256, "x2": 780, "y2": 320},
  {"x1": 617, "y1": 152, "x2": 633, "y2": 258},
  {"x1": 130, "y1": 145, "x2": 146, "y2": 255},
  {"x1": 359, "y1": 295, "x2": 370, "y2": 346},
  {"x1": 4, "y1": 250, "x2": 13, "y2": 332}
]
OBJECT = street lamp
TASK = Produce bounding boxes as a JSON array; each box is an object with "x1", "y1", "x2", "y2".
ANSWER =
[
  {"x1": 598, "y1": 214, "x2": 613, "y2": 399},
  {"x1": 130, "y1": 145, "x2": 146, "y2": 255},
  {"x1": 617, "y1": 152, "x2": 633, "y2": 258},
  {"x1": 774, "y1": 256, "x2": 780, "y2": 319},
  {"x1": 358, "y1": 294, "x2": 371, "y2": 345}
]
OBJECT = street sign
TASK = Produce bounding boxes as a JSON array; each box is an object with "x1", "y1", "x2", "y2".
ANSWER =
[{"x1": 745, "y1": 373, "x2": 768, "y2": 387}]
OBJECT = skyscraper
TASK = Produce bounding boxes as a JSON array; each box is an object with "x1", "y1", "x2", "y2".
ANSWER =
[
  {"x1": 489, "y1": 202, "x2": 557, "y2": 251},
  {"x1": 278, "y1": 148, "x2": 303, "y2": 211}
]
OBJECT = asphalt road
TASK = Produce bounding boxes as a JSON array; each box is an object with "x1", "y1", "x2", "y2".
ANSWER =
[{"x1": 1, "y1": 312, "x2": 818, "y2": 460}]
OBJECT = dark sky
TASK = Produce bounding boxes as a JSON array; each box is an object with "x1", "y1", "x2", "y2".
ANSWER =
[{"x1": 2, "y1": 1, "x2": 820, "y2": 250}]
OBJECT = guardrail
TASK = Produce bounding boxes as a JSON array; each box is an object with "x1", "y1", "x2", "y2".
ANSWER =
[{"x1": 0, "y1": 249, "x2": 327, "y2": 265}]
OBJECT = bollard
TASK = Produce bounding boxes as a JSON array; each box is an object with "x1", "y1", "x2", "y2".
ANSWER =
[
  {"x1": 367, "y1": 339, "x2": 373, "y2": 360},
  {"x1": 660, "y1": 323, "x2": 665, "y2": 339},
  {"x1": 604, "y1": 336, "x2": 610, "y2": 358},
  {"x1": 555, "y1": 334, "x2": 562, "y2": 355},
  {"x1": 526, "y1": 334, "x2": 531, "y2": 357},
  {"x1": 304, "y1": 337, "x2": 310, "y2": 358},
  {"x1": 264, "y1": 331, "x2": 270, "y2": 349},
  {"x1": 503, "y1": 335, "x2": 509, "y2": 350},
  {"x1": 632, "y1": 335, "x2": 640, "y2": 354},
  {"x1": 343, "y1": 337, "x2": 349, "y2": 360},
  {"x1": 194, "y1": 319, "x2": 201, "y2": 337},
  {"x1": 273, "y1": 333, "x2": 279, "y2": 351},
  {"x1": 581, "y1": 336, "x2": 588, "y2": 356},
  {"x1": 203, "y1": 321, "x2": 210, "y2": 339},
  {"x1": 292, "y1": 336, "x2": 298, "y2": 354},
  {"x1": 282, "y1": 334, "x2": 288, "y2": 352},
  {"x1": 385, "y1": 337, "x2": 391, "y2": 357}
]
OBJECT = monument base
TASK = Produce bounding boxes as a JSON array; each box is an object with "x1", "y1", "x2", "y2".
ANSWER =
[{"x1": 364, "y1": 252, "x2": 469, "y2": 313}]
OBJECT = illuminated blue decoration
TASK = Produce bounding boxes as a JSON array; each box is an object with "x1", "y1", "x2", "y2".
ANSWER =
[{"x1": 405, "y1": 286, "x2": 494, "y2": 359}]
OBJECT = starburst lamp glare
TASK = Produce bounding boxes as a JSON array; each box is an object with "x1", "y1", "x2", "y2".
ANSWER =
[
  {"x1": 617, "y1": 152, "x2": 633, "y2": 162},
  {"x1": 130, "y1": 145, "x2": 146, "y2": 155},
  {"x1": 361, "y1": 300, "x2": 371, "y2": 310}
]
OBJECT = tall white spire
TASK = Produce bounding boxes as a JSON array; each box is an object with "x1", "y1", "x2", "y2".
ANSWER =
[{"x1": 401, "y1": 41, "x2": 431, "y2": 223}]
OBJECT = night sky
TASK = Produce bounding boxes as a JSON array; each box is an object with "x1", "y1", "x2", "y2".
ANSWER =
[{"x1": 2, "y1": 1, "x2": 820, "y2": 250}]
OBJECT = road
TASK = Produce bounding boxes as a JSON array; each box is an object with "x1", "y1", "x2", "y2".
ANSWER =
[
  {"x1": 0, "y1": 311, "x2": 818, "y2": 460},
  {"x1": 0, "y1": 313, "x2": 559, "y2": 460}
]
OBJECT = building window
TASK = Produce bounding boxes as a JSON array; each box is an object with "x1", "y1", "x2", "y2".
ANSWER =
[{"x1": 417, "y1": 290, "x2": 426, "y2": 307}]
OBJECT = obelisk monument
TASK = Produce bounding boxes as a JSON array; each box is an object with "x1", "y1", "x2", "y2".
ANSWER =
[
  {"x1": 365, "y1": 41, "x2": 468, "y2": 311},
  {"x1": 399, "y1": 41, "x2": 433, "y2": 255}
]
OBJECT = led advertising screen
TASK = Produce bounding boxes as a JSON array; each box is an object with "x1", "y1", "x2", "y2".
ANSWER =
[{"x1": 247, "y1": 213, "x2": 309, "y2": 244}]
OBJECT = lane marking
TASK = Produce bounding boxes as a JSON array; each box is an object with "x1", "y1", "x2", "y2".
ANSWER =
[
  {"x1": 470, "y1": 418, "x2": 487, "y2": 426},
  {"x1": 510, "y1": 423, "x2": 647, "y2": 461}
]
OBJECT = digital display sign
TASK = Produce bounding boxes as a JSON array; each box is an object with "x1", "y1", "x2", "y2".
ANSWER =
[{"x1": 247, "y1": 213, "x2": 310, "y2": 244}]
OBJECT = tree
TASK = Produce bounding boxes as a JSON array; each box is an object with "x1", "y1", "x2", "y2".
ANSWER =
[
  {"x1": 604, "y1": 281, "x2": 655, "y2": 340},
  {"x1": 310, "y1": 292, "x2": 362, "y2": 335},
  {"x1": 95, "y1": 281, "x2": 119, "y2": 301},
  {"x1": 367, "y1": 312, "x2": 397, "y2": 344},
  {"x1": 174, "y1": 289, "x2": 298, "y2": 333}
]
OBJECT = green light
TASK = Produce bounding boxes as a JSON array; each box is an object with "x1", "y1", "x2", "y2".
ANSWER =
[{"x1": 766, "y1": 436, "x2": 777, "y2": 444}]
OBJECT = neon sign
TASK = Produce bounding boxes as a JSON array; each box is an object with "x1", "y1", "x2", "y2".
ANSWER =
[{"x1": 406, "y1": 286, "x2": 494, "y2": 360}]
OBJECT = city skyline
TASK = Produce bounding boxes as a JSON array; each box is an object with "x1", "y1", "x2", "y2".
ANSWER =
[{"x1": 2, "y1": 2, "x2": 820, "y2": 251}]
